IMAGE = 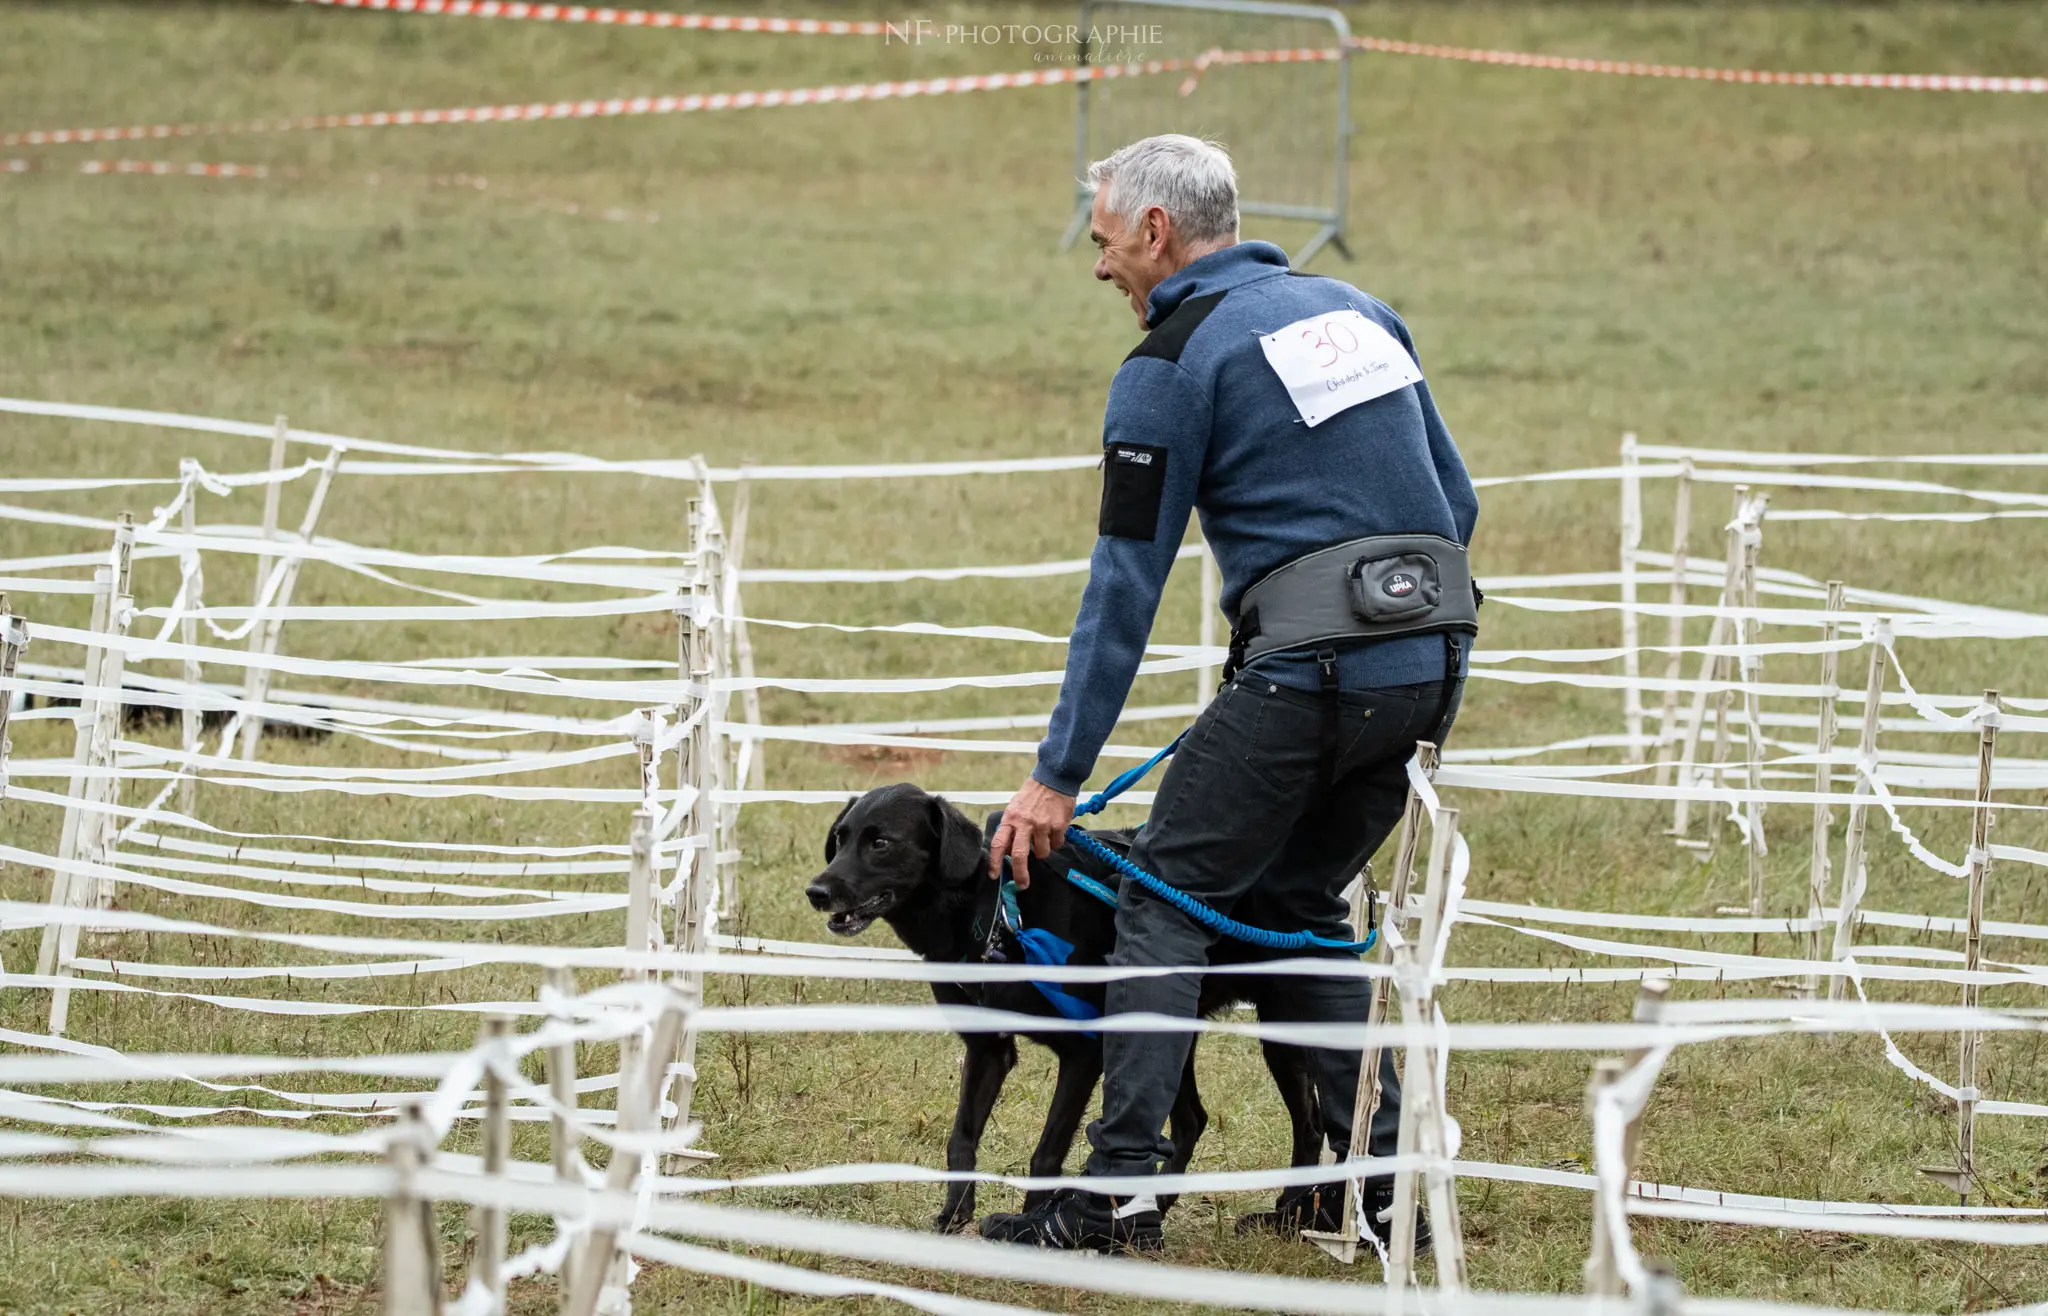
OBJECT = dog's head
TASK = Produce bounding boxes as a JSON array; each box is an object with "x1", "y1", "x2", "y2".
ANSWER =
[{"x1": 805, "y1": 783, "x2": 985, "y2": 936}]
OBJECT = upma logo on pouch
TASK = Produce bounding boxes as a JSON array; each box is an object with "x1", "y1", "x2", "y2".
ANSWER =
[{"x1": 1384, "y1": 573, "x2": 1419, "y2": 598}]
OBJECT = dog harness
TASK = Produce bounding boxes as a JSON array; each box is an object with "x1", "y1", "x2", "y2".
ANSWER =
[
  {"x1": 970, "y1": 864, "x2": 1104, "y2": 1032},
  {"x1": 972, "y1": 732, "x2": 1386, "y2": 1032}
]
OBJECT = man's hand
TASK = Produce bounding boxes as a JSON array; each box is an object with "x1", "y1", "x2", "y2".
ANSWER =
[{"x1": 988, "y1": 776, "x2": 1077, "y2": 888}]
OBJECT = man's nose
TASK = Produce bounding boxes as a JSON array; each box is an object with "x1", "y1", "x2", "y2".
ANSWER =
[
  {"x1": 1093, "y1": 256, "x2": 1112, "y2": 282},
  {"x1": 805, "y1": 878, "x2": 835, "y2": 910}
]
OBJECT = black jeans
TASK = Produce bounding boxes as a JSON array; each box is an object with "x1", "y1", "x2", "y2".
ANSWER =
[{"x1": 1083, "y1": 672, "x2": 1463, "y2": 1179}]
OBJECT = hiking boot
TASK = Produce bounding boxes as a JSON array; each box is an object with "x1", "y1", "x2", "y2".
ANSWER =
[
  {"x1": 1365, "y1": 1178, "x2": 1432, "y2": 1257},
  {"x1": 1234, "y1": 1180, "x2": 1344, "y2": 1236},
  {"x1": 978, "y1": 1187, "x2": 1163, "y2": 1253},
  {"x1": 1236, "y1": 1178, "x2": 1431, "y2": 1257}
]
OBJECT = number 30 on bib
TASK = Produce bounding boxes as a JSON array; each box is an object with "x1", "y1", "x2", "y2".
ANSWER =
[{"x1": 1258, "y1": 309, "x2": 1423, "y2": 428}]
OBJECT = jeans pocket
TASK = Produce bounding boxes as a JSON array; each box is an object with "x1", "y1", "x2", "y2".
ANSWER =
[
  {"x1": 1331, "y1": 686, "x2": 1430, "y2": 776},
  {"x1": 1237, "y1": 685, "x2": 1318, "y2": 795}
]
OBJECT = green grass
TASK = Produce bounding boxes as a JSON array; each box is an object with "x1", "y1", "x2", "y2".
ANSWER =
[{"x1": 2, "y1": 2, "x2": 2047, "y2": 1312}]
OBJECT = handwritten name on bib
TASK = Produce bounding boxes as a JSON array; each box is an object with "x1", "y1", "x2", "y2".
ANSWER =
[{"x1": 1258, "y1": 309, "x2": 1422, "y2": 428}]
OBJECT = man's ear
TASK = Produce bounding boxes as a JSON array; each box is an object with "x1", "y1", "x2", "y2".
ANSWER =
[
  {"x1": 823, "y1": 795, "x2": 856, "y2": 862},
  {"x1": 1141, "y1": 204, "x2": 1172, "y2": 259},
  {"x1": 928, "y1": 795, "x2": 987, "y2": 885}
]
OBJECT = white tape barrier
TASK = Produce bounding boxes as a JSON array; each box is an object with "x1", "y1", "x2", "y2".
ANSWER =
[
  {"x1": 0, "y1": 840, "x2": 628, "y2": 922},
  {"x1": 10, "y1": 406, "x2": 2048, "y2": 1307},
  {"x1": 1639, "y1": 442, "x2": 2048, "y2": 469},
  {"x1": 3, "y1": 1103, "x2": 2039, "y2": 1256},
  {"x1": 1, "y1": 1146, "x2": 2045, "y2": 1312},
  {"x1": 0, "y1": 397, "x2": 1708, "y2": 490},
  {"x1": 1, "y1": 782, "x2": 677, "y2": 862},
  {"x1": 17, "y1": 617, "x2": 1219, "y2": 702},
  {"x1": 6, "y1": 965, "x2": 2042, "y2": 1056},
  {"x1": 9, "y1": 869, "x2": 2047, "y2": 1018}
]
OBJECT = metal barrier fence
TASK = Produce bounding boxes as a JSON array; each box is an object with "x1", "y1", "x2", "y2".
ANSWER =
[{"x1": 1059, "y1": 0, "x2": 1354, "y2": 265}]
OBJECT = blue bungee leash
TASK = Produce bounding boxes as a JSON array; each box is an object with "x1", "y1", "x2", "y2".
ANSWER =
[{"x1": 1061, "y1": 728, "x2": 1378, "y2": 955}]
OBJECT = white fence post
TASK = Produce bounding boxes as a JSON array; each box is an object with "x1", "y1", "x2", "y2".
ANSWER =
[
  {"x1": 669, "y1": 591, "x2": 714, "y2": 1148},
  {"x1": 1585, "y1": 978, "x2": 1671, "y2": 1295},
  {"x1": 566, "y1": 997, "x2": 688, "y2": 1316},
  {"x1": 472, "y1": 1013, "x2": 513, "y2": 1305},
  {"x1": 1382, "y1": 806, "x2": 1466, "y2": 1305},
  {"x1": 1581, "y1": 1056, "x2": 1627, "y2": 1296},
  {"x1": 613, "y1": 804, "x2": 658, "y2": 1148},
  {"x1": 1671, "y1": 486, "x2": 1749, "y2": 843},
  {"x1": 177, "y1": 461, "x2": 204, "y2": 815},
  {"x1": 35, "y1": 565, "x2": 110, "y2": 982},
  {"x1": 43, "y1": 515, "x2": 136, "y2": 1033},
  {"x1": 0, "y1": 595, "x2": 27, "y2": 803},
  {"x1": 1922, "y1": 690, "x2": 1999, "y2": 1203},
  {"x1": 626, "y1": 807, "x2": 657, "y2": 978},
  {"x1": 1805, "y1": 582, "x2": 1846, "y2": 994},
  {"x1": 1957, "y1": 689, "x2": 2000, "y2": 1203},
  {"x1": 543, "y1": 965, "x2": 583, "y2": 1314},
  {"x1": 697, "y1": 463, "x2": 738, "y2": 921},
  {"x1": 383, "y1": 1100, "x2": 442, "y2": 1316},
  {"x1": 1619, "y1": 433, "x2": 1644, "y2": 762},
  {"x1": 1828, "y1": 623, "x2": 1889, "y2": 1001},
  {"x1": 239, "y1": 445, "x2": 342, "y2": 760},
  {"x1": 1738, "y1": 496, "x2": 1770, "y2": 918},
  {"x1": 1306, "y1": 742, "x2": 1437, "y2": 1265},
  {"x1": 725, "y1": 467, "x2": 765, "y2": 791},
  {"x1": 84, "y1": 514, "x2": 138, "y2": 917},
  {"x1": 1702, "y1": 491, "x2": 1751, "y2": 848},
  {"x1": 1652, "y1": 458, "x2": 1692, "y2": 786},
  {"x1": 239, "y1": 416, "x2": 289, "y2": 758}
]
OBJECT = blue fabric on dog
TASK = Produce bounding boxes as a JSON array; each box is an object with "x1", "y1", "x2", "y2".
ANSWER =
[
  {"x1": 997, "y1": 878, "x2": 1101, "y2": 1033},
  {"x1": 1016, "y1": 928, "x2": 1101, "y2": 1031}
]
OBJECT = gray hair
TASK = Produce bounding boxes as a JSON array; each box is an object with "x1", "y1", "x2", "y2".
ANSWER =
[{"x1": 1085, "y1": 134, "x2": 1239, "y2": 246}]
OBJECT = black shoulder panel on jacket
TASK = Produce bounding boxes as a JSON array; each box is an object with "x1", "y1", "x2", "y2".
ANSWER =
[{"x1": 1124, "y1": 290, "x2": 1226, "y2": 365}]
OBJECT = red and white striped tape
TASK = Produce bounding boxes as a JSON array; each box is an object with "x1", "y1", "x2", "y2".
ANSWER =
[
  {"x1": 290, "y1": 0, "x2": 886, "y2": 34},
  {"x1": 4, "y1": 32, "x2": 2036, "y2": 153},
  {"x1": 1350, "y1": 33, "x2": 2047, "y2": 94},
  {"x1": 0, "y1": 59, "x2": 1194, "y2": 148},
  {"x1": 4, "y1": 158, "x2": 277, "y2": 177},
  {"x1": 288, "y1": 0, "x2": 2047, "y2": 96}
]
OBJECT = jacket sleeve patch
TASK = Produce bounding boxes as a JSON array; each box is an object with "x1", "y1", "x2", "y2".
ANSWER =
[{"x1": 1098, "y1": 443, "x2": 1169, "y2": 541}]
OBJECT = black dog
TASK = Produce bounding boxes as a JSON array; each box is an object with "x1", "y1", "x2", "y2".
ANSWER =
[
  {"x1": 13, "y1": 684, "x2": 332, "y2": 741},
  {"x1": 806, "y1": 783, "x2": 1331, "y2": 1234}
]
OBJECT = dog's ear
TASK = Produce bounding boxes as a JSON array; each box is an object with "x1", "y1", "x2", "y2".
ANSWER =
[
  {"x1": 928, "y1": 795, "x2": 986, "y2": 885},
  {"x1": 823, "y1": 795, "x2": 856, "y2": 862}
]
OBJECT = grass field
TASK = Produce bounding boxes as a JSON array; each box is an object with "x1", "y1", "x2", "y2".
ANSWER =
[{"x1": 3, "y1": 2, "x2": 2048, "y2": 1312}]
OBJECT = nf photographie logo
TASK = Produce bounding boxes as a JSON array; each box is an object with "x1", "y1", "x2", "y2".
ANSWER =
[{"x1": 884, "y1": 19, "x2": 1163, "y2": 58}]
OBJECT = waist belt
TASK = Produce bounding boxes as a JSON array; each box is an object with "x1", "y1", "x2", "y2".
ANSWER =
[{"x1": 1228, "y1": 533, "x2": 1480, "y2": 673}]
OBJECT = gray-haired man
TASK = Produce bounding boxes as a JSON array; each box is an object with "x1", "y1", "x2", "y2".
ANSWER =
[{"x1": 984, "y1": 135, "x2": 1479, "y2": 1251}]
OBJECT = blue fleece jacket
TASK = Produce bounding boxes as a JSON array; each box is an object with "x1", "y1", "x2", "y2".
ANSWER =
[{"x1": 1033, "y1": 240, "x2": 1480, "y2": 797}]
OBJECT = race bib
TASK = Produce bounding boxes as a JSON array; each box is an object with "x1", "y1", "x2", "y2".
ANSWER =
[{"x1": 1258, "y1": 309, "x2": 1422, "y2": 428}]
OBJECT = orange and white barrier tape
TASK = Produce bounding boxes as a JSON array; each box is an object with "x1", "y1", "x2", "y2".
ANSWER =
[
  {"x1": 286, "y1": 0, "x2": 2043, "y2": 95},
  {"x1": 5, "y1": 37, "x2": 2036, "y2": 152},
  {"x1": 1349, "y1": 33, "x2": 2046, "y2": 94},
  {"x1": 0, "y1": 59, "x2": 1190, "y2": 148},
  {"x1": 290, "y1": 0, "x2": 885, "y2": 34},
  {"x1": 3, "y1": 158, "x2": 277, "y2": 178},
  {"x1": 1177, "y1": 43, "x2": 1340, "y2": 95}
]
